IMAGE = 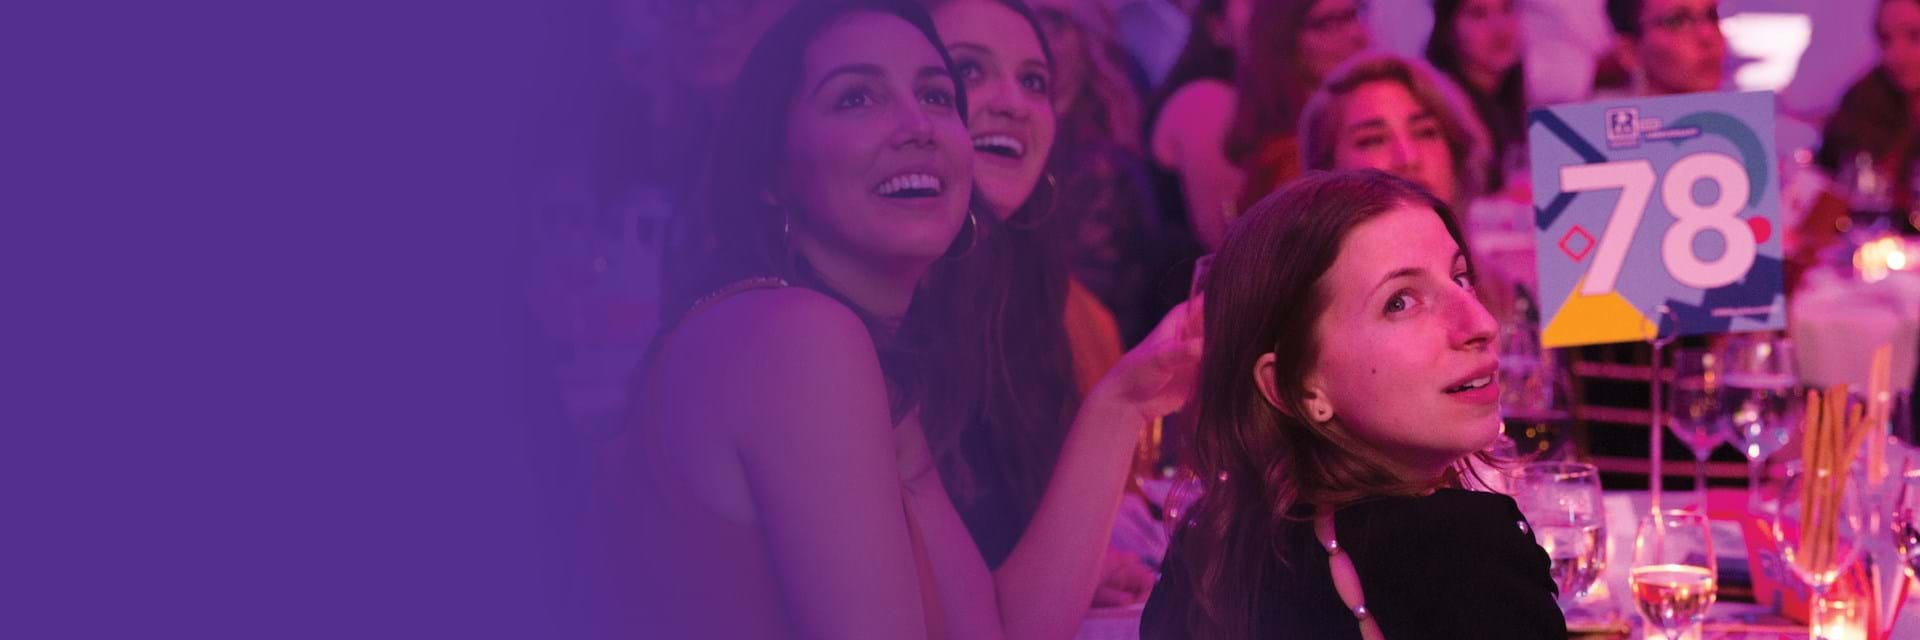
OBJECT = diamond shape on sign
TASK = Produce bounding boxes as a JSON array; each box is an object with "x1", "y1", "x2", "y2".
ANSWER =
[{"x1": 1559, "y1": 226, "x2": 1594, "y2": 262}]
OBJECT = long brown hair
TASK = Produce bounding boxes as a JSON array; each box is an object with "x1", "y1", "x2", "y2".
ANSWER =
[
  {"x1": 657, "y1": 0, "x2": 989, "y2": 444},
  {"x1": 1173, "y1": 170, "x2": 1492, "y2": 637},
  {"x1": 1425, "y1": 0, "x2": 1525, "y2": 192},
  {"x1": 915, "y1": 0, "x2": 1082, "y2": 567},
  {"x1": 1222, "y1": 0, "x2": 1318, "y2": 166}
]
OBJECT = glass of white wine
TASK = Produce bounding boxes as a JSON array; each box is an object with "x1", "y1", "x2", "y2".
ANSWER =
[
  {"x1": 1631, "y1": 509, "x2": 1718, "y2": 640},
  {"x1": 1514, "y1": 462, "x2": 1606, "y2": 604}
]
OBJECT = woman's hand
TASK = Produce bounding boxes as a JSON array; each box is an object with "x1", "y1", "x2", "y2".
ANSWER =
[
  {"x1": 1091, "y1": 296, "x2": 1204, "y2": 424},
  {"x1": 1090, "y1": 548, "x2": 1155, "y2": 607}
]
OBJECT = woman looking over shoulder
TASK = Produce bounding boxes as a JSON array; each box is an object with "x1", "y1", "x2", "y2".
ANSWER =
[
  {"x1": 600, "y1": 2, "x2": 1201, "y2": 638},
  {"x1": 1140, "y1": 170, "x2": 1564, "y2": 639}
]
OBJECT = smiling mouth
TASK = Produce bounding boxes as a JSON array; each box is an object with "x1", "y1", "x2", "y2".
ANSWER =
[
  {"x1": 873, "y1": 173, "x2": 944, "y2": 199},
  {"x1": 1444, "y1": 376, "x2": 1494, "y2": 394},
  {"x1": 972, "y1": 134, "x2": 1025, "y2": 159}
]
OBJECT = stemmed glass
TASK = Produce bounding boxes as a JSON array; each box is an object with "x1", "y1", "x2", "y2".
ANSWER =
[
  {"x1": 1514, "y1": 462, "x2": 1607, "y2": 604},
  {"x1": 1631, "y1": 509, "x2": 1718, "y2": 640},
  {"x1": 1718, "y1": 333, "x2": 1802, "y2": 512},
  {"x1": 1897, "y1": 468, "x2": 1920, "y2": 581},
  {"x1": 1668, "y1": 348, "x2": 1728, "y2": 512},
  {"x1": 1773, "y1": 460, "x2": 1870, "y2": 633}
]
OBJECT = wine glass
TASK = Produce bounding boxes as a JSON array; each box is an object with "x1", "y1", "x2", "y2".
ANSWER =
[
  {"x1": 1514, "y1": 462, "x2": 1607, "y2": 604},
  {"x1": 1668, "y1": 348, "x2": 1727, "y2": 512},
  {"x1": 1896, "y1": 468, "x2": 1920, "y2": 581},
  {"x1": 1631, "y1": 509, "x2": 1718, "y2": 640},
  {"x1": 1718, "y1": 333, "x2": 1802, "y2": 512},
  {"x1": 1772, "y1": 461, "x2": 1869, "y2": 610}
]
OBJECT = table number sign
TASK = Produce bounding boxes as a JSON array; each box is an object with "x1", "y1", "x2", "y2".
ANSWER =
[{"x1": 1528, "y1": 91, "x2": 1786, "y2": 348}]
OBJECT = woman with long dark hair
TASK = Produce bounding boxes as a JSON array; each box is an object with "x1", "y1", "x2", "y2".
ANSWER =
[
  {"x1": 600, "y1": 1, "x2": 1201, "y2": 637},
  {"x1": 1426, "y1": 0, "x2": 1526, "y2": 194},
  {"x1": 1139, "y1": 171, "x2": 1564, "y2": 639},
  {"x1": 1224, "y1": 0, "x2": 1369, "y2": 210},
  {"x1": 921, "y1": 0, "x2": 1160, "y2": 608}
]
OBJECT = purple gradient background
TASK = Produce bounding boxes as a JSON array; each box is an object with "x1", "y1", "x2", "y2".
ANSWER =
[{"x1": 6, "y1": 0, "x2": 612, "y2": 636}]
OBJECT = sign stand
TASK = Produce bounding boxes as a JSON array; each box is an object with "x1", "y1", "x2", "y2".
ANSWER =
[{"x1": 1647, "y1": 304, "x2": 1679, "y2": 516}]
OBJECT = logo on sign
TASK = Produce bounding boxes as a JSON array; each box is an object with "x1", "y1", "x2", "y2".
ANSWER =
[{"x1": 1605, "y1": 108, "x2": 1639, "y2": 149}]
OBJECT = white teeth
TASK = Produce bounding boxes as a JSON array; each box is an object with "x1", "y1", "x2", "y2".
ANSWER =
[
  {"x1": 1450, "y1": 376, "x2": 1492, "y2": 392},
  {"x1": 874, "y1": 173, "x2": 943, "y2": 196},
  {"x1": 972, "y1": 134, "x2": 1025, "y2": 157}
]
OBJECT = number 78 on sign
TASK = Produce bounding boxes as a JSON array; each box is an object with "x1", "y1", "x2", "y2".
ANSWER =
[{"x1": 1527, "y1": 91, "x2": 1786, "y2": 349}]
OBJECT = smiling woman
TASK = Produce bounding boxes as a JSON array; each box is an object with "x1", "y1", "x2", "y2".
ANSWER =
[
  {"x1": 602, "y1": 2, "x2": 1202, "y2": 638},
  {"x1": 1140, "y1": 170, "x2": 1564, "y2": 640}
]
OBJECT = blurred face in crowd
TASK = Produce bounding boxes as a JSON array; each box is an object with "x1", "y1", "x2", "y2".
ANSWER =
[
  {"x1": 777, "y1": 12, "x2": 974, "y2": 271},
  {"x1": 1451, "y1": 0, "x2": 1521, "y2": 88},
  {"x1": 654, "y1": 0, "x2": 800, "y2": 92},
  {"x1": 1880, "y1": 0, "x2": 1920, "y2": 95},
  {"x1": 1297, "y1": 204, "x2": 1501, "y2": 477},
  {"x1": 1626, "y1": 0, "x2": 1725, "y2": 95},
  {"x1": 934, "y1": 0, "x2": 1058, "y2": 218},
  {"x1": 1332, "y1": 81, "x2": 1458, "y2": 206},
  {"x1": 1300, "y1": 0, "x2": 1372, "y2": 82}
]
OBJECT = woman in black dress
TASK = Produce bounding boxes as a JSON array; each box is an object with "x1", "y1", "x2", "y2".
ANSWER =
[{"x1": 1141, "y1": 170, "x2": 1565, "y2": 639}]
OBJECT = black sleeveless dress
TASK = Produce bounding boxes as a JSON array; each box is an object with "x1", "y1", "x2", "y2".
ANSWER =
[{"x1": 1141, "y1": 488, "x2": 1568, "y2": 639}]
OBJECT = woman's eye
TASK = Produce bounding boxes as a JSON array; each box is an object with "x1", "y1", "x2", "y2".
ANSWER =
[
  {"x1": 922, "y1": 87, "x2": 956, "y2": 107},
  {"x1": 1415, "y1": 125, "x2": 1443, "y2": 140},
  {"x1": 1384, "y1": 291, "x2": 1414, "y2": 314},
  {"x1": 1453, "y1": 272, "x2": 1475, "y2": 289},
  {"x1": 956, "y1": 61, "x2": 985, "y2": 84},
  {"x1": 1021, "y1": 72, "x2": 1050, "y2": 94},
  {"x1": 835, "y1": 89, "x2": 873, "y2": 109},
  {"x1": 1355, "y1": 135, "x2": 1386, "y2": 149}
]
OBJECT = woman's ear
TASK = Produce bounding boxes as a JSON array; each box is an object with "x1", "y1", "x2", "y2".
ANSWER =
[
  {"x1": 1252, "y1": 352, "x2": 1286, "y2": 412},
  {"x1": 1256, "y1": 352, "x2": 1337, "y2": 424}
]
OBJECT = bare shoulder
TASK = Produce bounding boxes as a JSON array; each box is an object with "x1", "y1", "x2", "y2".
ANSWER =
[
  {"x1": 648, "y1": 286, "x2": 890, "y2": 439},
  {"x1": 1159, "y1": 77, "x2": 1236, "y2": 123},
  {"x1": 663, "y1": 287, "x2": 878, "y2": 370},
  {"x1": 1153, "y1": 78, "x2": 1237, "y2": 162}
]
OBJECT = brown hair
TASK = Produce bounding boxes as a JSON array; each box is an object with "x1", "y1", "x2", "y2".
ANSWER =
[
  {"x1": 1297, "y1": 53, "x2": 1492, "y2": 211},
  {"x1": 1032, "y1": 0, "x2": 1144, "y2": 152},
  {"x1": 1425, "y1": 0, "x2": 1526, "y2": 192},
  {"x1": 916, "y1": 0, "x2": 1081, "y2": 566},
  {"x1": 1173, "y1": 170, "x2": 1497, "y2": 637},
  {"x1": 658, "y1": 0, "x2": 987, "y2": 454},
  {"x1": 1222, "y1": 0, "x2": 1319, "y2": 166}
]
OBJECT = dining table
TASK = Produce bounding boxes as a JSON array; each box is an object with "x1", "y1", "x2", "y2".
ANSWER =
[{"x1": 1075, "y1": 486, "x2": 1920, "y2": 640}]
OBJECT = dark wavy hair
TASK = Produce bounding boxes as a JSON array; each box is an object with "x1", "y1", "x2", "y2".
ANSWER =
[
  {"x1": 658, "y1": 0, "x2": 990, "y2": 442},
  {"x1": 1221, "y1": 0, "x2": 1319, "y2": 166},
  {"x1": 914, "y1": 0, "x2": 1084, "y2": 567},
  {"x1": 1171, "y1": 170, "x2": 1499, "y2": 637},
  {"x1": 1425, "y1": 0, "x2": 1525, "y2": 192},
  {"x1": 1605, "y1": 0, "x2": 1643, "y2": 38}
]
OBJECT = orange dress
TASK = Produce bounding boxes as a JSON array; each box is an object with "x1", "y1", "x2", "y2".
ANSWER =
[
  {"x1": 1064, "y1": 277, "x2": 1124, "y2": 395},
  {"x1": 1237, "y1": 135, "x2": 1303, "y2": 211}
]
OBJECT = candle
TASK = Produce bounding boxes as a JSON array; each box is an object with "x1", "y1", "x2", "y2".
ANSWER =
[{"x1": 1812, "y1": 596, "x2": 1868, "y2": 640}]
